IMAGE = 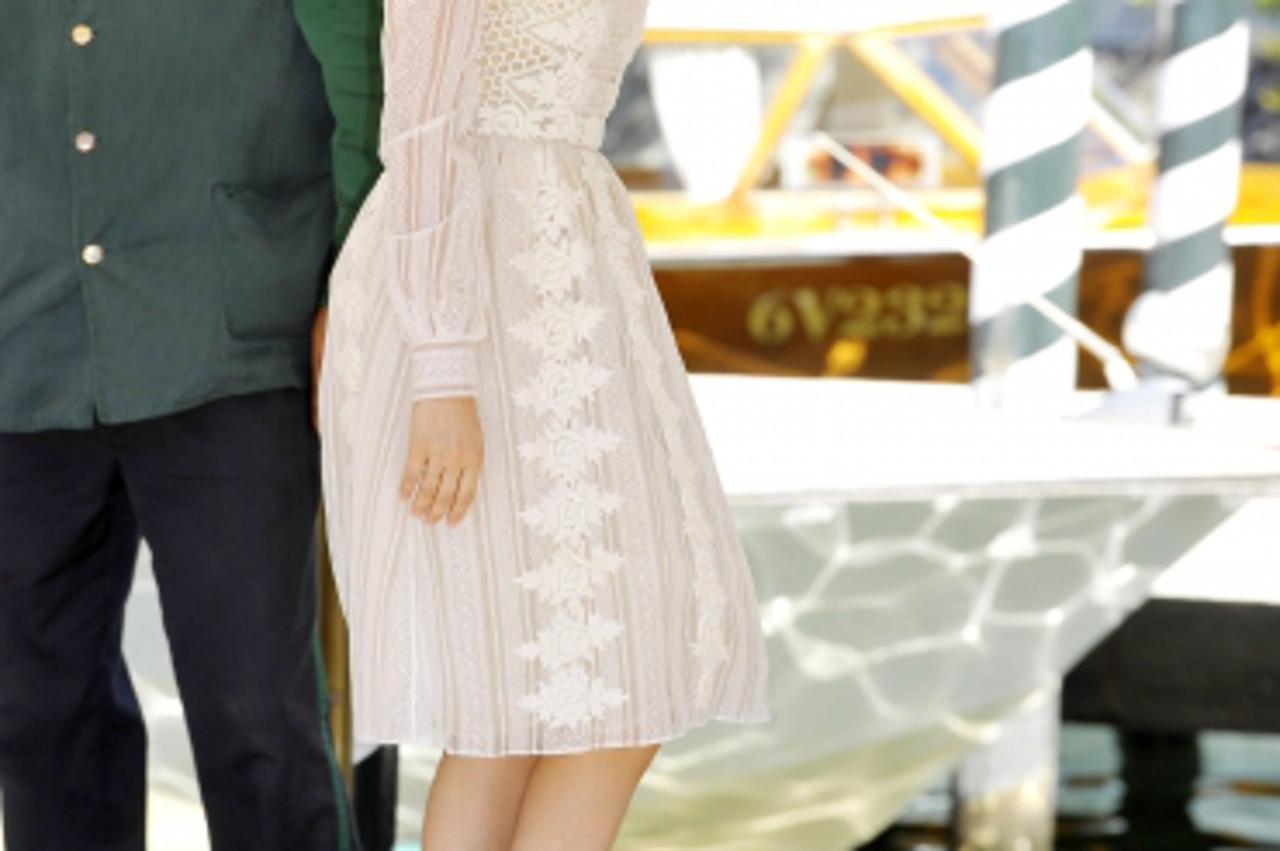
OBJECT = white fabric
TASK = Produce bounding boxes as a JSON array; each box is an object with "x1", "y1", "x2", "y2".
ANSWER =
[
  {"x1": 319, "y1": 0, "x2": 770, "y2": 755},
  {"x1": 649, "y1": 47, "x2": 764, "y2": 203},
  {"x1": 380, "y1": 0, "x2": 491, "y2": 400}
]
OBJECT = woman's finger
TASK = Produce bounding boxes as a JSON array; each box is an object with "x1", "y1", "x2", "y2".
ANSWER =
[
  {"x1": 400, "y1": 445, "x2": 429, "y2": 501},
  {"x1": 448, "y1": 465, "x2": 479, "y2": 526},
  {"x1": 412, "y1": 455, "x2": 447, "y2": 519},
  {"x1": 400, "y1": 458, "x2": 423, "y2": 502},
  {"x1": 430, "y1": 465, "x2": 463, "y2": 523}
]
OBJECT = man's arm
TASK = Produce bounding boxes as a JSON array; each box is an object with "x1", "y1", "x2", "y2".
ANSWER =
[
  {"x1": 295, "y1": 0, "x2": 386, "y2": 306},
  {"x1": 296, "y1": 0, "x2": 383, "y2": 424}
]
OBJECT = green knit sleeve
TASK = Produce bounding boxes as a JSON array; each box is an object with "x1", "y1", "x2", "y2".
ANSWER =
[{"x1": 295, "y1": 0, "x2": 385, "y2": 308}]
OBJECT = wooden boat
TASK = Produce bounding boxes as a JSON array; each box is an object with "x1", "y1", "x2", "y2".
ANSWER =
[{"x1": 627, "y1": 3, "x2": 1280, "y2": 395}]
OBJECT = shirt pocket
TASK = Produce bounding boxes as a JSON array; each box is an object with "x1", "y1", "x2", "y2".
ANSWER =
[{"x1": 211, "y1": 179, "x2": 334, "y2": 341}]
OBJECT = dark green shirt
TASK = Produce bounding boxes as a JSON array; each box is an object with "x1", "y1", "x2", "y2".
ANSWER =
[
  {"x1": 297, "y1": 0, "x2": 385, "y2": 249},
  {"x1": 0, "y1": 0, "x2": 383, "y2": 433}
]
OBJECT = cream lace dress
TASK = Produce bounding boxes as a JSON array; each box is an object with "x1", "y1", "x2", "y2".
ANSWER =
[{"x1": 318, "y1": 0, "x2": 770, "y2": 755}]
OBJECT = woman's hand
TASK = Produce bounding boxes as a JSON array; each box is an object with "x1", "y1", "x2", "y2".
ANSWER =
[{"x1": 400, "y1": 397, "x2": 485, "y2": 526}]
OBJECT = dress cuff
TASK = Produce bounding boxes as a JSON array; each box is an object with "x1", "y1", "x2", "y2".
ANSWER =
[{"x1": 411, "y1": 342, "x2": 479, "y2": 400}]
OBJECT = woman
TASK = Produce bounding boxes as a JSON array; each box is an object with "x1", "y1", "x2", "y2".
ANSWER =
[{"x1": 318, "y1": 0, "x2": 770, "y2": 846}]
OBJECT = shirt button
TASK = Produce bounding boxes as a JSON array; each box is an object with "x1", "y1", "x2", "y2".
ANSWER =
[
  {"x1": 75, "y1": 131, "x2": 97, "y2": 154},
  {"x1": 71, "y1": 24, "x2": 95, "y2": 46},
  {"x1": 82, "y1": 244, "x2": 105, "y2": 266}
]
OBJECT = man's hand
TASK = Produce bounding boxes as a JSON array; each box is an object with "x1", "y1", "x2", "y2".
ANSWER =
[
  {"x1": 400, "y1": 397, "x2": 484, "y2": 527},
  {"x1": 311, "y1": 307, "x2": 328, "y2": 430}
]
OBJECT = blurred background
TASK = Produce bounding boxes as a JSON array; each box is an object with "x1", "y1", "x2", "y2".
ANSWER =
[{"x1": 12, "y1": 0, "x2": 1280, "y2": 848}]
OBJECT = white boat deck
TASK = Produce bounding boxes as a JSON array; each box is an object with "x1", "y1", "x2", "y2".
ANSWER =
[
  {"x1": 614, "y1": 376, "x2": 1280, "y2": 849},
  {"x1": 695, "y1": 374, "x2": 1280, "y2": 503}
]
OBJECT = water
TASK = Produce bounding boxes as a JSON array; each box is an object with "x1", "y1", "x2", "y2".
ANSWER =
[{"x1": 869, "y1": 724, "x2": 1280, "y2": 850}]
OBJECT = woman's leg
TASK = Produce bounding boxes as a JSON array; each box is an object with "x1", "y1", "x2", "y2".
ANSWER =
[
  {"x1": 508, "y1": 745, "x2": 660, "y2": 851},
  {"x1": 421, "y1": 753, "x2": 538, "y2": 851}
]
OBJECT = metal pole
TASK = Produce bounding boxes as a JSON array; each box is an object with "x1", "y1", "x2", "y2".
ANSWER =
[
  {"x1": 969, "y1": 0, "x2": 1094, "y2": 413},
  {"x1": 811, "y1": 133, "x2": 1136, "y2": 391},
  {"x1": 952, "y1": 1, "x2": 1093, "y2": 844},
  {"x1": 318, "y1": 516, "x2": 353, "y2": 786},
  {"x1": 951, "y1": 686, "x2": 1061, "y2": 851},
  {"x1": 1123, "y1": 0, "x2": 1250, "y2": 389}
]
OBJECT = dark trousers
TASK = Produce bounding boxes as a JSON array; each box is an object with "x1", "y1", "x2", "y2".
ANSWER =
[{"x1": 0, "y1": 389, "x2": 356, "y2": 851}]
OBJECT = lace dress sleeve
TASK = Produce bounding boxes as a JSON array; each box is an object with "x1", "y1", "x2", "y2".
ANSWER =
[{"x1": 379, "y1": 0, "x2": 489, "y2": 400}]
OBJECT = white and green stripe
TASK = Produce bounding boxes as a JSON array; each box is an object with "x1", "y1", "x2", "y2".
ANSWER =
[
  {"x1": 1123, "y1": 0, "x2": 1250, "y2": 387},
  {"x1": 970, "y1": 0, "x2": 1094, "y2": 410}
]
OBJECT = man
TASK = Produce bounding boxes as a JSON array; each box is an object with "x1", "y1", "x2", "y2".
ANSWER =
[{"x1": 0, "y1": 0, "x2": 382, "y2": 847}]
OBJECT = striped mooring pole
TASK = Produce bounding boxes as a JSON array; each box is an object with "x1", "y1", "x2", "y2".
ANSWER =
[
  {"x1": 956, "y1": 1, "x2": 1092, "y2": 846},
  {"x1": 969, "y1": 0, "x2": 1094, "y2": 413},
  {"x1": 1123, "y1": 0, "x2": 1250, "y2": 390}
]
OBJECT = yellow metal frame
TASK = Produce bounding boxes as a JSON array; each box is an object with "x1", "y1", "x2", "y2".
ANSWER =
[
  {"x1": 732, "y1": 37, "x2": 838, "y2": 198},
  {"x1": 644, "y1": 17, "x2": 1149, "y2": 206},
  {"x1": 845, "y1": 34, "x2": 983, "y2": 168},
  {"x1": 643, "y1": 16, "x2": 988, "y2": 45}
]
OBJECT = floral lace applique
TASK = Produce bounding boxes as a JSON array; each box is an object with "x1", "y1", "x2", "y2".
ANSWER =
[
  {"x1": 470, "y1": 0, "x2": 640, "y2": 148},
  {"x1": 584, "y1": 159, "x2": 731, "y2": 709},
  {"x1": 508, "y1": 148, "x2": 628, "y2": 730},
  {"x1": 518, "y1": 666, "x2": 628, "y2": 730}
]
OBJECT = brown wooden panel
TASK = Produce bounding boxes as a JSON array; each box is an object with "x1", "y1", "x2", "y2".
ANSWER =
[{"x1": 654, "y1": 245, "x2": 1280, "y2": 395}]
